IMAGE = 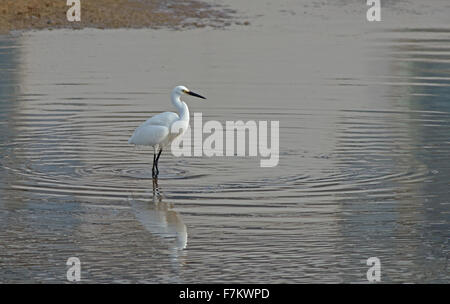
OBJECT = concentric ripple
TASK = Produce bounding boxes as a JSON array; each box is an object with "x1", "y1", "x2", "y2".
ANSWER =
[{"x1": 0, "y1": 19, "x2": 449, "y2": 283}]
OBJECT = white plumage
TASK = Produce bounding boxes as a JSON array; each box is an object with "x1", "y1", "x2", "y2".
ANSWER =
[
  {"x1": 128, "y1": 112, "x2": 179, "y2": 147},
  {"x1": 128, "y1": 85, "x2": 206, "y2": 178}
]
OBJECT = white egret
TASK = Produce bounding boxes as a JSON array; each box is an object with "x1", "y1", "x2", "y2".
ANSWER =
[{"x1": 128, "y1": 85, "x2": 206, "y2": 178}]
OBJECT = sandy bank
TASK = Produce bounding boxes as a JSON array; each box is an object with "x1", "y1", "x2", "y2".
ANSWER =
[{"x1": 0, "y1": 0, "x2": 242, "y2": 34}]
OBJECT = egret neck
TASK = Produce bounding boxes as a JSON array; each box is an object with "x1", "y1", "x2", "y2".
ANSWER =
[{"x1": 171, "y1": 90, "x2": 190, "y2": 122}]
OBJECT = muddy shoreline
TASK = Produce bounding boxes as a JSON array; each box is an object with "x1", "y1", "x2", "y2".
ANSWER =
[{"x1": 0, "y1": 0, "x2": 242, "y2": 34}]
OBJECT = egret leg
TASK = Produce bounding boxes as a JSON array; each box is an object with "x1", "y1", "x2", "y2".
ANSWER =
[
  {"x1": 152, "y1": 152, "x2": 157, "y2": 178},
  {"x1": 155, "y1": 148, "x2": 163, "y2": 176}
]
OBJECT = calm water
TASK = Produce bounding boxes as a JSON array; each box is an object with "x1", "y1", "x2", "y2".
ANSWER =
[{"x1": 0, "y1": 1, "x2": 449, "y2": 283}]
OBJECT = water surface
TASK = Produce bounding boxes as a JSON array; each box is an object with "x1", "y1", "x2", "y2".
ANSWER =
[{"x1": 0, "y1": 0, "x2": 449, "y2": 283}]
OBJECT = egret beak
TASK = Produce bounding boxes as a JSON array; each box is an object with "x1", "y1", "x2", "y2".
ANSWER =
[{"x1": 187, "y1": 90, "x2": 206, "y2": 99}]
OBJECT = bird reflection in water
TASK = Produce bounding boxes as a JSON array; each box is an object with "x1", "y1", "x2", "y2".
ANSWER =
[{"x1": 128, "y1": 178, "x2": 188, "y2": 264}]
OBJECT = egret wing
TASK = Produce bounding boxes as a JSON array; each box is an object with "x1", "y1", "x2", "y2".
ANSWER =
[
  {"x1": 142, "y1": 112, "x2": 179, "y2": 128},
  {"x1": 128, "y1": 124, "x2": 169, "y2": 146}
]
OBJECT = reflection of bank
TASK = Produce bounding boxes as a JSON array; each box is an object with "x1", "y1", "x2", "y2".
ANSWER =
[
  {"x1": 0, "y1": 36, "x2": 85, "y2": 281},
  {"x1": 128, "y1": 179, "x2": 187, "y2": 261},
  {"x1": 395, "y1": 58, "x2": 450, "y2": 280},
  {"x1": 334, "y1": 30, "x2": 450, "y2": 282},
  {"x1": 0, "y1": 36, "x2": 21, "y2": 208},
  {"x1": 0, "y1": 35, "x2": 22, "y2": 184}
]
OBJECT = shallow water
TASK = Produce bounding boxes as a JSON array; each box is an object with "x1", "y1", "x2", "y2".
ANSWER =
[{"x1": 0, "y1": 0, "x2": 449, "y2": 283}]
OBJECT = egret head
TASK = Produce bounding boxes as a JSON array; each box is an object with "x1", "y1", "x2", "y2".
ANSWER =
[{"x1": 173, "y1": 85, "x2": 206, "y2": 100}]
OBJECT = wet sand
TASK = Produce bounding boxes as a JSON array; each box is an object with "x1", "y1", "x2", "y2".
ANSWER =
[{"x1": 0, "y1": 0, "x2": 239, "y2": 34}]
